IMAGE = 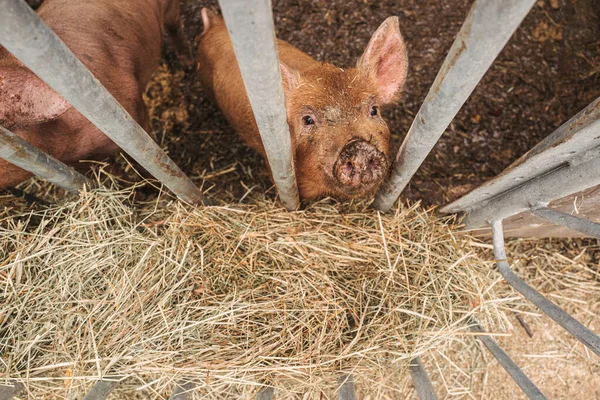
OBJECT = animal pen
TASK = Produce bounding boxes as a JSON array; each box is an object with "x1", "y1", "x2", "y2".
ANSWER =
[{"x1": 0, "y1": 0, "x2": 599, "y2": 399}]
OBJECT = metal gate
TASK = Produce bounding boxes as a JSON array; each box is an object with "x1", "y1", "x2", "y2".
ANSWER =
[{"x1": 0, "y1": 0, "x2": 598, "y2": 399}]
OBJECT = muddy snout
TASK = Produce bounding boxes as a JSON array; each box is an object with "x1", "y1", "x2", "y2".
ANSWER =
[{"x1": 334, "y1": 140, "x2": 387, "y2": 189}]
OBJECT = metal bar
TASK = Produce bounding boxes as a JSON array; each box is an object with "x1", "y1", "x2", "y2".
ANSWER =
[
  {"x1": 81, "y1": 379, "x2": 122, "y2": 400},
  {"x1": 337, "y1": 375, "x2": 356, "y2": 400},
  {"x1": 530, "y1": 205, "x2": 600, "y2": 238},
  {"x1": 0, "y1": 125, "x2": 92, "y2": 193},
  {"x1": 374, "y1": 0, "x2": 537, "y2": 212},
  {"x1": 218, "y1": 0, "x2": 299, "y2": 211},
  {"x1": 256, "y1": 386, "x2": 274, "y2": 400},
  {"x1": 470, "y1": 322, "x2": 546, "y2": 399},
  {"x1": 0, "y1": 383, "x2": 24, "y2": 400},
  {"x1": 461, "y1": 154, "x2": 600, "y2": 229},
  {"x1": 0, "y1": 0, "x2": 206, "y2": 205},
  {"x1": 408, "y1": 357, "x2": 438, "y2": 400},
  {"x1": 169, "y1": 381, "x2": 195, "y2": 400},
  {"x1": 491, "y1": 220, "x2": 600, "y2": 356},
  {"x1": 442, "y1": 97, "x2": 600, "y2": 214}
]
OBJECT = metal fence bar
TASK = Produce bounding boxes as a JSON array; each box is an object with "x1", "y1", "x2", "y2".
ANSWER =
[
  {"x1": 337, "y1": 375, "x2": 357, "y2": 400},
  {"x1": 529, "y1": 205, "x2": 600, "y2": 238},
  {"x1": 256, "y1": 386, "x2": 275, "y2": 400},
  {"x1": 373, "y1": 0, "x2": 537, "y2": 212},
  {"x1": 0, "y1": 383, "x2": 24, "y2": 400},
  {"x1": 169, "y1": 381, "x2": 195, "y2": 400},
  {"x1": 0, "y1": 0, "x2": 206, "y2": 205},
  {"x1": 218, "y1": 0, "x2": 299, "y2": 211},
  {"x1": 442, "y1": 97, "x2": 600, "y2": 215},
  {"x1": 0, "y1": 125, "x2": 92, "y2": 193},
  {"x1": 461, "y1": 154, "x2": 600, "y2": 229},
  {"x1": 491, "y1": 220, "x2": 600, "y2": 356},
  {"x1": 81, "y1": 379, "x2": 122, "y2": 400},
  {"x1": 470, "y1": 322, "x2": 546, "y2": 399},
  {"x1": 408, "y1": 357, "x2": 438, "y2": 400}
]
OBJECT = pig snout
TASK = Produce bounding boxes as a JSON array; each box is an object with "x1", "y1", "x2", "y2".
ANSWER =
[{"x1": 334, "y1": 140, "x2": 387, "y2": 189}]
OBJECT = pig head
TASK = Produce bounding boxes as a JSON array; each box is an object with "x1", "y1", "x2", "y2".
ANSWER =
[
  {"x1": 0, "y1": 0, "x2": 192, "y2": 189},
  {"x1": 196, "y1": 9, "x2": 408, "y2": 200}
]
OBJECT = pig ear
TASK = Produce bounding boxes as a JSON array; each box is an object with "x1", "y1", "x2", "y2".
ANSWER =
[
  {"x1": 0, "y1": 67, "x2": 71, "y2": 127},
  {"x1": 279, "y1": 62, "x2": 300, "y2": 94},
  {"x1": 358, "y1": 16, "x2": 408, "y2": 104}
]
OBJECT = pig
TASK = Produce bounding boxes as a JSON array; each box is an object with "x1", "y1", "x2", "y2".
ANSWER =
[
  {"x1": 196, "y1": 9, "x2": 408, "y2": 200},
  {"x1": 0, "y1": 0, "x2": 192, "y2": 190}
]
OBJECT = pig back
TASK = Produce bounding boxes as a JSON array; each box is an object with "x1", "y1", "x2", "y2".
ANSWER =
[
  {"x1": 37, "y1": 0, "x2": 166, "y2": 100},
  {"x1": 196, "y1": 18, "x2": 318, "y2": 156}
]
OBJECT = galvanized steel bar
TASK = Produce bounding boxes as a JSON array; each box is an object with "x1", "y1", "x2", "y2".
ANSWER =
[
  {"x1": 530, "y1": 205, "x2": 600, "y2": 238},
  {"x1": 0, "y1": 125, "x2": 92, "y2": 193},
  {"x1": 492, "y1": 220, "x2": 600, "y2": 356},
  {"x1": 461, "y1": 154, "x2": 600, "y2": 229},
  {"x1": 169, "y1": 381, "x2": 195, "y2": 400},
  {"x1": 442, "y1": 97, "x2": 600, "y2": 215},
  {"x1": 256, "y1": 386, "x2": 275, "y2": 400},
  {"x1": 374, "y1": 0, "x2": 537, "y2": 212},
  {"x1": 470, "y1": 322, "x2": 546, "y2": 399},
  {"x1": 337, "y1": 375, "x2": 357, "y2": 400},
  {"x1": 408, "y1": 357, "x2": 438, "y2": 400},
  {"x1": 81, "y1": 379, "x2": 122, "y2": 400},
  {"x1": 0, "y1": 0, "x2": 206, "y2": 205},
  {"x1": 0, "y1": 383, "x2": 24, "y2": 400},
  {"x1": 218, "y1": 0, "x2": 299, "y2": 211}
]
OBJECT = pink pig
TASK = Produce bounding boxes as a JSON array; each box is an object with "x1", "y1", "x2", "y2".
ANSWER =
[{"x1": 0, "y1": 0, "x2": 192, "y2": 189}]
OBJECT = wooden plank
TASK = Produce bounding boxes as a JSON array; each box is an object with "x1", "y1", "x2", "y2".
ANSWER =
[{"x1": 468, "y1": 184, "x2": 600, "y2": 238}]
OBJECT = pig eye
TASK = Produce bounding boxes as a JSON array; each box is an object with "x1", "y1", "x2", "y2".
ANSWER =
[
  {"x1": 370, "y1": 106, "x2": 379, "y2": 116},
  {"x1": 303, "y1": 115, "x2": 315, "y2": 125}
]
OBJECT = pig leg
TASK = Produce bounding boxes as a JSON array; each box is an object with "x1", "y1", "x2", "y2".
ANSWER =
[{"x1": 163, "y1": 0, "x2": 194, "y2": 69}]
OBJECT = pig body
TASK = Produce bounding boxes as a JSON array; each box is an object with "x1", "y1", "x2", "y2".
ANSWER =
[
  {"x1": 196, "y1": 9, "x2": 408, "y2": 200},
  {"x1": 0, "y1": 0, "x2": 191, "y2": 189}
]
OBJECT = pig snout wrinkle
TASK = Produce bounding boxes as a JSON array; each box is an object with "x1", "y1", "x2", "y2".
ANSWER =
[{"x1": 334, "y1": 140, "x2": 387, "y2": 188}]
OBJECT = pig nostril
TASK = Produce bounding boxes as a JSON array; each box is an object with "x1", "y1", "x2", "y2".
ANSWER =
[
  {"x1": 344, "y1": 161, "x2": 353, "y2": 174},
  {"x1": 369, "y1": 159, "x2": 377, "y2": 170}
]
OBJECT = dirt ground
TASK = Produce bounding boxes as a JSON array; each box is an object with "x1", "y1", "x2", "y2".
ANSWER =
[{"x1": 3, "y1": 0, "x2": 600, "y2": 398}]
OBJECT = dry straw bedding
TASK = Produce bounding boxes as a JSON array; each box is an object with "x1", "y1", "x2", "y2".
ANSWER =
[{"x1": 0, "y1": 186, "x2": 512, "y2": 399}]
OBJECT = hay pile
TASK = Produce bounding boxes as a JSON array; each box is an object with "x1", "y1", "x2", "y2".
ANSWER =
[{"x1": 0, "y1": 185, "x2": 513, "y2": 399}]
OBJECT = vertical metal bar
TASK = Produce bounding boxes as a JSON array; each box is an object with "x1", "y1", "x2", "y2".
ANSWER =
[
  {"x1": 0, "y1": 383, "x2": 24, "y2": 400},
  {"x1": 169, "y1": 381, "x2": 195, "y2": 400},
  {"x1": 256, "y1": 386, "x2": 275, "y2": 400},
  {"x1": 81, "y1": 379, "x2": 121, "y2": 400},
  {"x1": 0, "y1": 125, "x2": 92, "y2": 193},
  {"x1": 337, "y1": 375, "x2": 357, "y2": 400},
  {"x1": 530, "y1": 205, "x2": 600, "y2": 238},
  {"x1": 470, "y1": 322, "x2": 546, "y2": 399},
  {"x1": 408, "y1": 357, "x2": 438, "y2": 400},
  {"x1": 491, "y1": 220, "x2": 600, "y2": 356},
  {"x1": 0, "y1": 0, "x2": 206, "y2": 205},
  {"x1": 218, "y1": 0, "x2": 300, "y2": 211},
  {"x1": 374, "y1": 0, "x2": 537, "y2": 212}
]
